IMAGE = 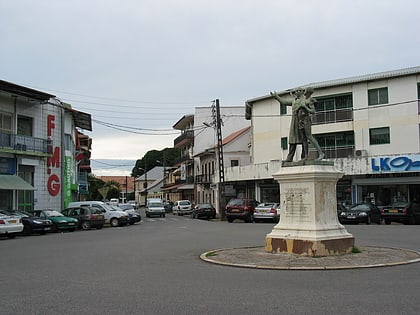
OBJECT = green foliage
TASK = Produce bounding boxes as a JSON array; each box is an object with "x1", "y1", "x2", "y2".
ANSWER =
[
  {"x1": 87, "y1": 175, "x2": 105, "y2": 201},
  {"x1": 351, "y1": 246, "x2": 362, "y2": 253},
  {"x1": 131, "y1": 147, "x2": 181, "y2": 177}
]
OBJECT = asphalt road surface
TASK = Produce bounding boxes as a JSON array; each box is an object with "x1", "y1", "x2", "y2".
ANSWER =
[{"x1": 1, "y1": 211, "x2": 420, "y2": 315}]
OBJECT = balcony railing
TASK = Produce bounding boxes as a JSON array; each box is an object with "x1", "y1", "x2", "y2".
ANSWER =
[
  {"x1": 0, "y1": 132, "x2": 49, "y2": 155},
  {"x1": 174, "y1": 130, "x2": 194, "y2": 148},
  {"x1": 195, "y1": 174, "x2": 214, "y2": 184}
]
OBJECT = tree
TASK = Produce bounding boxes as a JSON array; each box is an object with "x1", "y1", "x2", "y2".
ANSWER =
[
  {"x1": 131, "y1": 147, "x2": 181, "y2": 178},
  {"x1": 87, "y1": 175, "x2": 105, "y2": 200}
]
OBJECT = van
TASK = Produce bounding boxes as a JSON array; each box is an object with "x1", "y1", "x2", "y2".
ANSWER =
[
  {"x1": 68, "y1": 201, "x2": 129, "y2": 227},
  {"x1": 146, "y1": 198, "x2": 165, "y2": 218}
]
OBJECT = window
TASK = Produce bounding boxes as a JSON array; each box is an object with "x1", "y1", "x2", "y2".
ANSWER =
[
  {"x1": 17, "y1": 116, "x2": 32, "y2": 136},
  {"x1": 230, "y1": 160, "x2": 239, "y2": 167},
  {"x1": 313, "y1": 93, "x2": 353, "y2": 125},
  {"x1": 280, "y1": 104, "x2": 287, "y2": 115},
  {"x1": 281, "y1": 137, "x2": 288, "y2": 150},
  {"x1": 0, "y1": 112, "x2": 12, "y2": 133},
  {"x1": 311, "y1": 131, "x2": 355, "y2": 158},
  {"x1": 369, "y1": 127, "x2": 390, "y2": 145},
  {"x1": 368, "y1": 87, "x2": 388, "y2": 105}
]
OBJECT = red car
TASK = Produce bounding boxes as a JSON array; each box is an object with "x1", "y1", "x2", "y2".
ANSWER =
[{"x1": 225, "y1": 198, "x2": 259, "y2": 223}]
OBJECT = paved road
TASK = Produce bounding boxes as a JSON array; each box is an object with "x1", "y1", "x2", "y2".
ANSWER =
[{"x1": 1, "y1": 211, "x2": 420, "y2": 315}]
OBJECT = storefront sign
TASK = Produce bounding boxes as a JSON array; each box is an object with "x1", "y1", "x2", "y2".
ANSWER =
[
  {"x1": 0, "y1": 158, "x2": 15, "y2": 174},
  {"x1": 47, "y1": 114, "x2": 61, "y2": 196},
  {"x1": 372, "y1": 155, "x2": 420, "y2": 173}
]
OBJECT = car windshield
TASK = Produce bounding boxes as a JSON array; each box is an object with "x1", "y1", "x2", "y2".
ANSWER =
[
  {"x1": 109, "y1": 205, "x2": 122, "y2": 212},
  {"x1": 44, "y1": 210, "x2": 63, "y2": 217},
  {"x1": 258, "y1": 203, "x2": 277, "y2": 207},
  {"x1": 149, "y1": 203, "x2": 163, "y2": 208},
  {"x1": 179, "y1": 201, "x2": 190, "y2": 205},
  {"x1": 227, "y1": 199, "x2": 244, "y2": 206},
  {"x1": 389, "y1": 202, "x2": 409, "y2": 207},
  {"x1": 350, "y1": 204, "x2": 370, "y2": 211}
]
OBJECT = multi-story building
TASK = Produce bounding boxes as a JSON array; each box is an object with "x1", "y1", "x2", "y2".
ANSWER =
[
  {"x1": 0, "y1": 80, "x2": 92, "y2": 211},
  {"x1": 229, "y1": 66, "x2": 420, "y2": 206}
]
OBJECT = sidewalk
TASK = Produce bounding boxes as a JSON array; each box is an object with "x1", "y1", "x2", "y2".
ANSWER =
[{"x1": 200, "y1": 246, "x2": 420, "y2": 270}]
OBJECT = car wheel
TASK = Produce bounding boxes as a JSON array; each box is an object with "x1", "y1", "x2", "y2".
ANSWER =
[
  {"x1": 23, "y1": 225, "x2": 32, "y2": 236},
  {"x1": 384, "y1": 219, "x2": 391, "y2": 225},
  {"x1": 110, "y1": 218, "x2": 119, "y2": 227},
  {"x1": 227, "y1": 217, "x2": 234, "y2": 223},
  {"x1": 245, "y1": 214, "x2": 254, "y2": 223},
  {"x1": 81, "y1": 221, "x2": 91, "y2": 230}
]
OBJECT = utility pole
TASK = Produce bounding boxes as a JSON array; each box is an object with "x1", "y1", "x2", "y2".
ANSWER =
[{"x1": 215, "y1": 99, "x2": 225, "y2": 219}]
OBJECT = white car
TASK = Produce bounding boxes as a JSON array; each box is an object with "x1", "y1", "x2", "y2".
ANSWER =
[
  {"x1": 173, "y1": 200, "x2": 192, "y2": 216},
  {"x1": 253, "y1": 202, "x2": 280, "y2": 223},
  {"x1": 0, "y1": 210, "x2": 24, "y2": 239},
  {"x1": 146, "y1": 200, "x2": 166, "y2": 218}
]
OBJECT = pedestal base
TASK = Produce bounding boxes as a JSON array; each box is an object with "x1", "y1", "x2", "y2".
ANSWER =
[
  {"x1": 265, "y1": 161, "x2": 355, "y2": 256},
  {"x1": 265, "y1": 235, "x2": 355, "y2": 256}
]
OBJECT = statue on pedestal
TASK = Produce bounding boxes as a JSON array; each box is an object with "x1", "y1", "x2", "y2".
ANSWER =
[{"x1": 271, "y1": 87, "x2": 325, "y2": 162}]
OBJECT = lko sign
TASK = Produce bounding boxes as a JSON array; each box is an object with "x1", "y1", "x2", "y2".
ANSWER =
[
  {"x1": 372, "y1": 155, "x2": 420, "y2": 173},
  {"x1": 47, "y1": 114, "x2": 61, "y2": 196}
]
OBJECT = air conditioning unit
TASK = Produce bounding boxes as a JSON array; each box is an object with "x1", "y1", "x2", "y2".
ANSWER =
[{"x1": 354, "y1": 150, "x2": 368, "y2": 157}]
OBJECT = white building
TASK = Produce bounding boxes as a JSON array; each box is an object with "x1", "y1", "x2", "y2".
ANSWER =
[
  {"x1": 228, "y1": 66, "x2": 420, "y2": 206},
  {"x1": 0, "y1": 80, "x2": 92, "y2": 211}
]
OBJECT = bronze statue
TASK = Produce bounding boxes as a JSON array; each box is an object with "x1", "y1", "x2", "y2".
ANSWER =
[{"x1": 271, "y1": 87, "x2": 324, "y2": 162}]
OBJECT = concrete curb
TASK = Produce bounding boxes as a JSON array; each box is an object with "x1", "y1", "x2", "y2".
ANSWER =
[{"x1": 200, "y1": 246, "x2": 420, "y2": 270}]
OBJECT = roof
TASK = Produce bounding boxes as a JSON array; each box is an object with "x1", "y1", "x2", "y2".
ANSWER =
[
  {"x1": 222, "y1": 126, "x2": 251, "y2": 146},
  {"x1": 172, "y1": 114, "x2": 194, "y2": 130},
  {"x1": 245, "y1": 66, "x2": 420, "y2": 119},
  {"x1": 0, "y1": 80, "x2": 55, "y2": 101}
]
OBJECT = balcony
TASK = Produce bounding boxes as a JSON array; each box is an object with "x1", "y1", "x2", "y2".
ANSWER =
[
  {"x1": 195, "y1": 174, "x2": 214, "y2": 184},
  {"x1": 174, "y1": 130, "x2": 194, "y2": 148},
  {"x1": 0, "y1": 132, "x2": 49, "y2": 156}
]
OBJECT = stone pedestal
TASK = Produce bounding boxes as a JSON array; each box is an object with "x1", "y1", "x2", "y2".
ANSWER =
[{"x1": 265, "y1": 160, "x2": 354, "y2": 256}]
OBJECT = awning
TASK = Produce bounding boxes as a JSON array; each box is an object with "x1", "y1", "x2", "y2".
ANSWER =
[
  {"x1": 0, "y1": 175, "x2": 36, "y2": 190},
  {"x1": 178, "y1": 184, "x2": 194, "y2": 190}
]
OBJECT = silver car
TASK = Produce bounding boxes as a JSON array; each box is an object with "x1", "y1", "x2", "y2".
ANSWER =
[
  {"x1": 253, "y1": 202, "x2": 280, "y2": 223},
  {"x1": 173, "y1": 200, "x2": 192, "y2": 216}
]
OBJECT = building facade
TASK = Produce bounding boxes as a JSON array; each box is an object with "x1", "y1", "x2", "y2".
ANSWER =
[
  {"x1": 234, "y1": 66, "x2": 420, "y2": 206},
  {"x1": 0, "y1": 80, "x2": 92, "y2": 211}
]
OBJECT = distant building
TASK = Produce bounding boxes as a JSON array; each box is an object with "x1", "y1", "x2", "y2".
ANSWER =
[{"x1": 97, "y1": 175, "x2": 135, "y2": 202}]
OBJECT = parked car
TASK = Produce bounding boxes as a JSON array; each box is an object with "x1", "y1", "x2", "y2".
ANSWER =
[
  {"x1": 164, "y1": 201, "x2": 174, "y2": 213},
  {"x1": 127, "y1": 200, "x2": 138, "y2": 210},
  {"x1": 109, "y1": 198, "x2": 119, "y2": 205},
  {"x1": 225, "y1": 198, "x2": 260, "y2": 223},
  {"x1": 68, "y1": 201, "x2": 129, "y2": 227},
  {"x1": 0, "y1": 210, "x2": 24, "y2": 238},
  {"x1": 32, "y1": 209, "x2": 78, "y2": 232},
  {"x1": 191, "y1": 203, "x2": 216, "y2": 219},
  {"x1": 146, "y1": 199, "x2": 166, "y2": 218},
  {"x1": 380, "y1": 201, "x2": 420, "y2": 225},
  {"x1": 7, "y1": 210, "x2": 53, "y2": 235},
  {"x1": 173, "y1": 200, "x2": 192, "y2": 216},
  {"x1": 337, "y1": 203, "x2": 349, "y2": 224},
  {"x1": 117, "y1": 204, "x2": 141, "y2": 224},
  {"x1": 61, "y1": 206, "x2": 105, "y2": 230},
  {"x1": 337, "y1": 202, "x2": 382, "y2": 224},
  {"x1": 253, "y1": 202, "x2": 280, "y2": 223}
]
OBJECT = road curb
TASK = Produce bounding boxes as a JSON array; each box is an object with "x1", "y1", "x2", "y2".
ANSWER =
[{"x1": 200, "y1": 246, "x2": 420, "y2": 270}]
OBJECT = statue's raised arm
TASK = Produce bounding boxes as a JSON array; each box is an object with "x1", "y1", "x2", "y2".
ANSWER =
[{"x1": 270, "y1": 91, "x2": 293, "y2": 106}]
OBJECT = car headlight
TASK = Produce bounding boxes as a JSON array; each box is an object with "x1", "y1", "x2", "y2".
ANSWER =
[
  {"x1": 359, "y1": 212, "x2": 368, "y2": 216},
  {"x1": 33, "y1": 220, "x2": 43, "y2": 224},
  {"x1": 340, "y1": 212, "x2": 346, "y2": 216},
  {"x1": 59, "y1": 220, "x2": 66, "y2": 223}
]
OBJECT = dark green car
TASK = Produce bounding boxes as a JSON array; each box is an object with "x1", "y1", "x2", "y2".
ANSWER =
[{"x1": 32, "y1": 209, "x2": 78, "y2": 232}]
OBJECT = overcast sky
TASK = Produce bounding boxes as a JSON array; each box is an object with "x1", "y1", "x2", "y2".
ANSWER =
[{"x1": 1, "y1": 0, "x2": 419, "y2": 175}]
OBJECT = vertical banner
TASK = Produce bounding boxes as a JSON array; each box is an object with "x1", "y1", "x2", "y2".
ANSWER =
[{"x1": 63, "y1": 156, "x2": 72, "y2": 208}]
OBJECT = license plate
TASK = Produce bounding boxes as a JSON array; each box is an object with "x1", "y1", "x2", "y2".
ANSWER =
[
  {"x1": 231, "y1": 209, "x2": 240, "y2": 213},
  {"x1": 9, "y1": 220, "x2": 16, "y2": 223},
  {"x1": 44, "y1": 227, "x2": 51, "y2": 231},
  {"x1": 389, "y1": 209, "x2": 398, "y2": 213},
  {"x1": 348, "y1": 215, "x2": 356, "y2": 219}
]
